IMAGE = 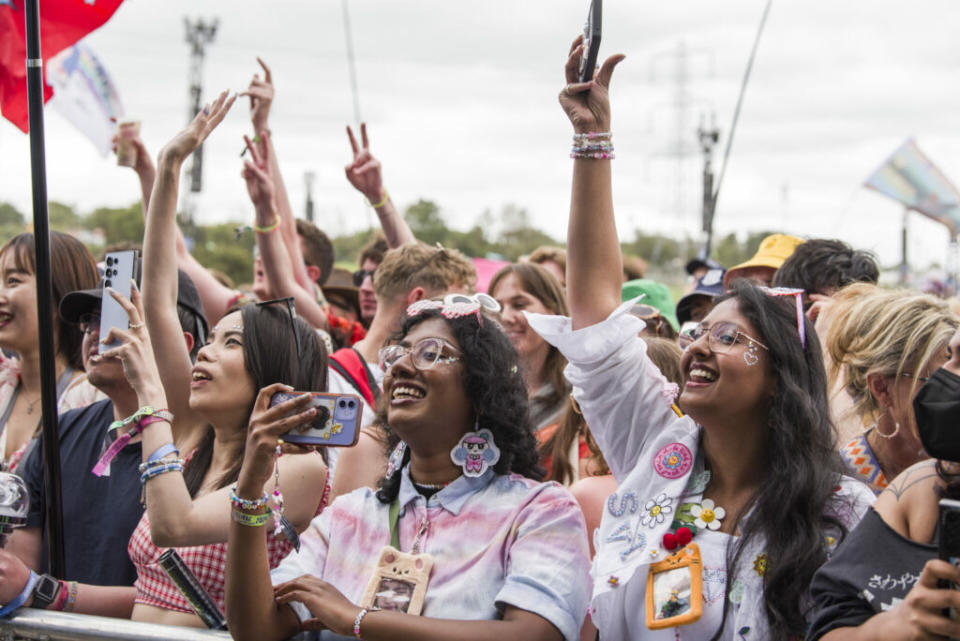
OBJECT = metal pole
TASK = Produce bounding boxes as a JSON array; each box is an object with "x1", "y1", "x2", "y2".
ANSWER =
[
  {"x1": 341, "y1": 0, "x2": 363, "y2": 128},
  {"x1": 23, "y1": 0, "x2": 66, "y2": 577}
]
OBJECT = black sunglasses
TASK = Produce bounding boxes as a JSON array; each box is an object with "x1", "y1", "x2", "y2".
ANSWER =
[
  {"x1": 256, "y1": 296, "x2": 302, "y2": 358},
  {"x1": 352, "y1": 268, "x2": 376, "y2": 287}
]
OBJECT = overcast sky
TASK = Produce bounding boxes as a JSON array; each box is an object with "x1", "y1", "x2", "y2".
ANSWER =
[{"x1": 2, "y1": 0, "x2": 959, "y2": 271}]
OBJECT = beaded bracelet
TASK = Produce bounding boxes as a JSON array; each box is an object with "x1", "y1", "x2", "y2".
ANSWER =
[
  {"x1": 231, "y1": 509, "x2": 272, "y2": 527},
  {"x1": 354, "y1": 607, "x2": 377, "y2": 639},
  {"x1": 253, "y1": 215, "x2": 281, "y2": 234},
  {"x1": 570, "y1": 150, "x2": 615, "y2": 159},
  {"x1": 230, "y1": 484, "x2": 270, "y2": 511},
  {"x1": 573, "y1": 131, "x2": 611, "y2": 140},
  {"x1": 367, "y1": 189, "x2": 390, "y2": 209},
  {"x1": 139, "y1": 461, "x2": 184, "y2": 485},
  {"x1": 139, "y1": 457, "x2": 186, "y2": 474},
  {"x1": 571, "y1": 132, "x2": 614, "y2": 160},
  {"x1": 64, "y1": 581, "x2": 78, "y2": 613}
]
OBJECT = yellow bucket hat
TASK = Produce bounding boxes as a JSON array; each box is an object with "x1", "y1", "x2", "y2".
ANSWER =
[{"x1": 723, "y1": 233, "x2": 805, "y2": 289}]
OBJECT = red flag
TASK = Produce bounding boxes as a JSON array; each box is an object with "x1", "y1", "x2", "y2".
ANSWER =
[{"x1": 0, "y1": 0, "x2": 124, "y2": 132}]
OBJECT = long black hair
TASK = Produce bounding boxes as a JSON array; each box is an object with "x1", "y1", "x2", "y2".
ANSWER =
[
  {"x1": 376, "y1": 307, "x2": 543, "y2": 503},
  {"x1": 183, "y1": 303, "x2": 328, "y2": 496},
  {"x1": 713, "y1": 280, "x2": 848, "y2": 640}
]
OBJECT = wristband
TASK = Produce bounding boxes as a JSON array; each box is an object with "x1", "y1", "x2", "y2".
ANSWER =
[
  {"x1": 49, "y1": 581, "x2": 69, "y2": 612},
  {"x1": 64, "y1": 581, "x2": 78, "y2": 612},
  {"x1": 230, "y1": 509, "x2": 272, "y2": 527},
  {"x1": 138, "y1": 411, "x2": 174, "y2": 430},
  {"x1": 253, "y1": 215, "x2": 281, "y2": 234},
  {"x1": 230, "y1": 485, "x2": 270, "y2": 511},
  {"x1": 147, "y1": 442, "x2": 180, "y2": 463},
  {"x1": 0, "y1": 570, "x2": 38, "y2": 617},
  {"x1": 367, "y1": 189, "x2": 390, "y2": 209},
  {"x1": 93, "y1": 407, "x2": 173, "y2": 476}
]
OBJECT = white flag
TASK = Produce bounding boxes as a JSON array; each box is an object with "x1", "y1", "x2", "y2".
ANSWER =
[{"x1": 47, "y1": 41, "x2": 124, "y2": 156}]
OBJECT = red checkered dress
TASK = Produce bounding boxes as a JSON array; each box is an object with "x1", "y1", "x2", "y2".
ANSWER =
[{"x1": 128, "y1": 477, "x2": 330, "y2": 614}]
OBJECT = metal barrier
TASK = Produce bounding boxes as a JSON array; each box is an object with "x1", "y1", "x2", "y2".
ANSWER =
[{"x1": 0, "y1": 610, "x2": 232, "y2": 641}]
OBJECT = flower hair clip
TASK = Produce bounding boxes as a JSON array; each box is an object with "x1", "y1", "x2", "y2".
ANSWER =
[{"x1": 405, "y1": 293, "x2": 501, "y2": 326}]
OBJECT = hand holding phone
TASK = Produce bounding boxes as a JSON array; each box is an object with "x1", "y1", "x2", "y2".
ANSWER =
[
  {"x1": 578, "y1": 0, "x2": 602, "y2": 83},
  {"x1": 99, "y1": 250, "x2": 140, "y2": 349},
  {"x1": 269, "y1": 392, "x2": 362, "y2": 447}
]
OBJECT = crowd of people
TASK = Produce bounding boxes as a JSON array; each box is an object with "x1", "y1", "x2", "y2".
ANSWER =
[{"x1": 1, "y1": 36, "x2": 959, "y2": 641}]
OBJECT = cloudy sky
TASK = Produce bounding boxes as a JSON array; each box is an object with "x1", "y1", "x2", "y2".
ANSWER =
[{"x1": 2, "y1": 0, "x2": 959, "y2": 271}]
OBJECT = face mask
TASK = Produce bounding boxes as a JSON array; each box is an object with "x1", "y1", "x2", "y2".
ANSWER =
[{"x1": 914, "y1": 368, "x2": 960, "y2": 463}]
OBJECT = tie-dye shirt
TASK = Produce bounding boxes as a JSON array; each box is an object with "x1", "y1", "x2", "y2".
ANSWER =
[{"x1": 271, "y1": 464, "x2": 591, "y2": 640}]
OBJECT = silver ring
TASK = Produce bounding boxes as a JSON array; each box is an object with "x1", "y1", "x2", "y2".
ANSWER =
[{"x1": 128, "y1": 322, "x2": 144, "y2": 330}]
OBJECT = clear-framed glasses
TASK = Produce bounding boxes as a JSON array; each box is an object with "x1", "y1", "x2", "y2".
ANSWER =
[
  {"x1": 77, "y1": 312, "x2": 101, "y2": 336},
  {"x1": 901, "y1": 372, "x2": 931, "y2": 384},
  {"x1": 378, "y1": 337, "x2": 462, "y2": 373},
  {"x1": 686, "y1": 321, "x2": 769, "y2": 355},
  {"x1": 256, "y1": 296, "x2": 301, "y2": 358}
]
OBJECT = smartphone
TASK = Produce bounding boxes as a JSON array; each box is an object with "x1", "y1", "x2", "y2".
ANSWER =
[
  {"x1": 578, "y1": 0, "x2": 602, "y2": 83},
  {"x1": 269, "y1": 391, "x2": 362, "y2": 447},
  {"x1": 939, "y1": 498, "x2": 960, "y2": 616},
  {"x1": 99, "y1": 250, "x2": 140, "y2": 349}
]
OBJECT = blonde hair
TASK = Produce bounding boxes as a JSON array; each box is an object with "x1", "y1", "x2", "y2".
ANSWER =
[
  {"x1": 826, "y1": 282, "x2": 957, "y2": 423},
  {"x1": 373, "y1": 242, "x2": 476, "y2": 302},
  {"x1": 528, "y1": 246, "x2": 567, "y2": 275}
]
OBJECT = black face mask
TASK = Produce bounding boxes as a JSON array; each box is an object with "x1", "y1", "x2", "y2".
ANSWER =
[{"x1": 914, "y1": 368, "x2": 960, "y2": 463}]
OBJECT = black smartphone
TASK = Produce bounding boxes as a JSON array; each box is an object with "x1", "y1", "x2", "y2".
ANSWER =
[
  {"x1": 578, "y1": 0, "x2": 602, "y2": 83},
  {"x1": 99, "y1": 250, "x2": 141, "y2": 348},
  {"x1": 938, "y1": 498, "x2": 960, "y2": 617}
]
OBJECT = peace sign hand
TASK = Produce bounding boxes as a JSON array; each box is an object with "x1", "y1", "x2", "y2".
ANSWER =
[
  {"x1": 241, "y1": 57, "x2": 274, "y2": 132},
  {"x1": 558, "y1": 34, "x2": 625, "y2": 134},
  {"x1": 158, "y1": 90, "x2": 237, "y2": 165},
  {"x1": 344, "y1": 123, "x2": 385, "y2": 203}
]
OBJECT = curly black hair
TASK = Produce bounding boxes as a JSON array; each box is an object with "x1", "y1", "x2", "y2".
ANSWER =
[
  {"x1": 375, "y1": 307, "x2": 543, "y2": 503},
  {"x1": 772, "y1": 238, "x2": 878, "y2": 296},
  {"x1": 710, "y1": 280, "x2": 848, "y2": 640}
]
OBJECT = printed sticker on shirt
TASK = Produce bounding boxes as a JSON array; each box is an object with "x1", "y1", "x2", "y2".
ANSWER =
[{"x1": 653, "y1": 442, "x2": 693, "y2": 479}]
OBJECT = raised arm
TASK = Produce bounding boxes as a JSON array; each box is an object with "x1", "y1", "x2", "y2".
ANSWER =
[
  {"x1": 345, "y1": 123, "x2": 416, "y2": 248},
  {"x1": 557, "y1": 35, "x2": 625, "y2": 330},
  {"x1": 243, "y1": 134, "x2": 329, "y2": 330},
  {"x1": 142, "y1": 91, "x2": 236, "y2": 428},
  {"x1": 243, "y1": 58, "x2": 315, "y2": 295},
  {"x1": 120, "y1": 129, "x2": 239, "y2": 327}
]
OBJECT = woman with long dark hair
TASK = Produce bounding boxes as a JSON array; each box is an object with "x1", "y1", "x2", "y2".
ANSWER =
[
  {"x1": 0, "y1": 232, "x2": 101, "y2": 469},
  {"x1": 525, "y1": 35, "x2": 874, "y2": 640},
  {"x1": 224, "y1": 298, "x2": 590, "y2": 641}
]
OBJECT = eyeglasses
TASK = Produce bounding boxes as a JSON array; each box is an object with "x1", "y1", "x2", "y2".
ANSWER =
[
  {"x1": 901, "y1": 372, "x2": 931, "y2": 384},
  {"x1": 684, "y1": 321, "x2": 769, "y2": 355},
  {"x1": 352, "y1": 268, "x2": 376, "y2": 287},
  {"x1": 378, "y1": 337, "x2": 462, "y2": 373},
  {"x1": 78, "y1": 312, "x2": 101, "y2": 335},
  {"x1": 630, "y1": 303, "x2": 664, "y2": 332},
  {"x1": 256, "y1": 297, "x2": 301, "y2": 358}
]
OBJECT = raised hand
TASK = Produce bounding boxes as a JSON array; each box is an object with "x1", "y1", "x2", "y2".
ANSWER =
[
  {"x1": 558, "y1": 34, "x2": 625, "y2": 134},
  {"x1": 158, "y1": 90, "x2": 236, "y2": 165},
  {"x1": 241, "y1": 132, "x2": 276, "y2": 211},
  {"x1": 242, "y1": 58, "x2": 274, "y2": 133},
  {"x1": 344, "y1": 123, "x2": 386, "y2": 203},
  {"x1": 97, "y1": 283, "x2": 165, "y2": 403}
]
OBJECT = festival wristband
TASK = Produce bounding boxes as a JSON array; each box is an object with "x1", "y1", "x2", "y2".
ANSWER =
[
  {"x1": 0, "y1": 571, "x2": 39, "y2": 617},
  {"x1": 92, "y1": 408, "x2": 173, "y2": 476},
  {"x1": 147, "y1": 442, "x2": 180, "y2": 463},
  {"x1": 231, "y1": 509, "x2": 272, "y2": 527},
  {"x1": 253, "y1": 215, "x2": 281, "y2": 234},
  {"x1": 368, "y1": 189, "x2": 390, "y2": 209},
  {"x1": 49, "y1": 581, "x2": 69, "y2": 612}
]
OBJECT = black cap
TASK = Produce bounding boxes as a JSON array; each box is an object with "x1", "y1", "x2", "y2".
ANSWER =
[{"x1": 60, "y1": 267, "x2": 209, "y2": 343}]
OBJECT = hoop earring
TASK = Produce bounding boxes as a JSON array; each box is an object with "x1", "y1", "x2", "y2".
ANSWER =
[
  {"x1": 871, "y1": 410, "x2": 900, "y2": 440},
  {"x1": 743, "y1": 342, "x2": 760, "y2": 367}
]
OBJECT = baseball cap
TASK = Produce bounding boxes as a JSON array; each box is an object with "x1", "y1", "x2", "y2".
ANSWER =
[
  {"x1": 60, "y1": 266, "x2": 209, "y2": 343},
  {"x1": 676, "y1": 267, "x2": 726, "y2": 325},
  {"x1": 621, "y1": 279, "x2": 679, "y2": 331}
]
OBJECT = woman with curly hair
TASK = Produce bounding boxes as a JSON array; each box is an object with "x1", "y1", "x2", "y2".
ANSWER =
[
  {"x1": 525, "y1": 35, "x2": 875, "y2": 640},
  {"x1": 225, "y1": 298, "x2": 591, "y2": 641}
]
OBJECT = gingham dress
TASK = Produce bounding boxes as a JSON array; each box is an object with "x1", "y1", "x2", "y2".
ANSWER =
[{"x1": 128, "y1": 477, "x2": 330, "y2": 615}]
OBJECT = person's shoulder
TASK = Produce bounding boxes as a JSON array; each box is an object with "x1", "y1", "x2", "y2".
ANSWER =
[
  {"x1": 496, "y1": 474, "x2": 582, "y2": 512},
  {"x1": 59, "y1": 398, "x2": 113, "y2": 433},
  {"x1": 874, "y1": 459, "x2": 940, "y2": 540}
]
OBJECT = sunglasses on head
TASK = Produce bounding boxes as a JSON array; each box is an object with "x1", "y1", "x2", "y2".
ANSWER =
[{"x1": 255, "y1": 296, "x2": 302, "y2": 358}]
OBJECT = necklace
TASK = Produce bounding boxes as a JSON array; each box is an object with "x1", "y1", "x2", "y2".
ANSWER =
[{"x1": 22, "y1": 389, "x2": 40, "y2": 416}]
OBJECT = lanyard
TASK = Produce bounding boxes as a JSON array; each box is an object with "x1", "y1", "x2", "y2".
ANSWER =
[{"x1": 388, "y1": 497, "x2": 429, "y2": 554}]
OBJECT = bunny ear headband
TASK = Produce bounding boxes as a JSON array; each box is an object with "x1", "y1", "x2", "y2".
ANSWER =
[{"x1": 405, "y1": 293, "x2": 502, "y2": 326}]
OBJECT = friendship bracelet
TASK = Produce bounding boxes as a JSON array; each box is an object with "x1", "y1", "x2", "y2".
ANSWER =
[
  {"x1": 64, "y1": 581, "x2": 78, "y2": 613},
  {"x1": 139, "y1": 461, "x2": 184, "y2": 485},
  {"x1": 570, "y1": 150, "x2": 616, "y2": 160},
  {"x1": 367, "y1": 189, "x2": 390, "y2": 209},
  {"x1": 230, "y1": 485, "x2": 270, "y2": 511},
  {"x1": 147, "y1": 442, "x2": 180, "y2": 463},
  {"x1": 253, "y1": 215, "x2": 281, "y2": 234},
  {"x1": 139, "y1": 457, "x2": 186, "y2": 474},
  {"x1": 354, "y1": 607, "x2": 376, "y2": 639},
  {"x1": 573, "y1": 131, "x2": 611, "y2": 140},
  {"x1": 231, "y1": 508, "x2": 272, "y2": 527}
]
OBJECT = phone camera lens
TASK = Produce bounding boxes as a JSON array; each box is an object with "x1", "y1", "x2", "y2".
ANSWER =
[
  {"x1": 348, "y1": 400, "x2": 356, "y2": 408},
  {"x1": 104, "y1": 279, "x2": 112, "y2": 288},
  {"x1": 338, "y1": 400, "x2": 345, "y2": 408},
  {"x1": 106, "y1": 257, "x2": 114, "y2": 266}
]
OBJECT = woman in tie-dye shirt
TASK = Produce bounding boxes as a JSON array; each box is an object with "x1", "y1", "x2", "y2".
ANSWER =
[{"x1": 225, "y1": 298, "x2": 591, "y2": 641}]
